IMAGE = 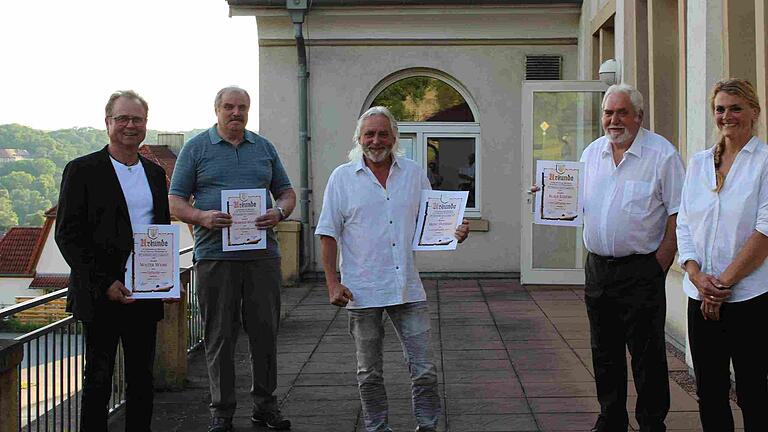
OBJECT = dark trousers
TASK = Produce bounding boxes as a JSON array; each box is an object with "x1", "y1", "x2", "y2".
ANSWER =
[
  {"x1": 80, "y1": 316, "x2": 158, "y2": 432},
  {"x1": 688, "y1": 292, "x2": 768, "y2": 432},
  {"x1": 585, "y1": 252, "x2": 670, "y2": 432},
  {"x1": 195, "y1": 259, "x2": 282, "y2": 418}
]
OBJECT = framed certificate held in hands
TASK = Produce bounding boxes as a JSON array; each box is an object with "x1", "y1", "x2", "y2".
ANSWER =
[
  {"x1": 221, "y1": 189, "x2": 267, "y2": 251},
  {"x1": 125, "y1": 224, "x2": 180, "y2": 299},
  {"x1": 412, "y1": 190, "x2": 468, "y2": 251},
  {"x1": 534, "y1": 160, "x2": 584, "y2": 227}
]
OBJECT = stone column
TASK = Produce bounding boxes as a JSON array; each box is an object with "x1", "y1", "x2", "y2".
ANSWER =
[
  {"x1": 0, "y1": 340, "x2": 23, "y2": 432},
  {"x1": 152, "y1": 269, "x2": 190, "y2": 390}
]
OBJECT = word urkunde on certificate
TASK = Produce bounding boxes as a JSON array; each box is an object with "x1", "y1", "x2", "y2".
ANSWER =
[
  {"x1": 412, "y1": 190, "x2": 468, "y2": 251},
  {"x1": 221, "y1": 189, "x2": 267, "y2": 251},
  {"x1": 534, "y1": 160, "x2": 584, "y2": 227},
  {"x1": 125, "y1": 224, "x2": 180, "y2": 299}
]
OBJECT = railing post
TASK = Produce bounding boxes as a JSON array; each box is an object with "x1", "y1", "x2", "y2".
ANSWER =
[
  {"x1": 0, "y1": 340, "x2": 23, "y2": 432},
  {"x1": 152, "y1": 269, "x2": 190, "y2": 390}
]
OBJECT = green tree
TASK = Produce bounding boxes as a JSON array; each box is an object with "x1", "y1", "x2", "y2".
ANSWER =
[
  {"x1": 0, "y1": 171, "x2": 35, "y2": 191},
  {"x1": 10, "y1": 189, "x2": 51, "y2": 226},
  {"x1": 0, "y1": 195, "x2": 18, "y2": 230},
  {"x1": 0, "y1": 158, "x2": 57, "y2": 177},
  {"x1": 34, "y1": 174, "x2": 59, "y2": 202}
]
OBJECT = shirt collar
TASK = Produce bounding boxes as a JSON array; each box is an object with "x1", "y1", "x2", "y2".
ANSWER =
[
  {"x1": 705, "y1": 135, "x2": 761, "y2": 155},
  {"x1": 600, "y1": 127, "x2": 646, "y2": 159},
  {"x1": 742, "y1": 135, "x2": 760, "y2": 153},
  {"x1": 353, "y1": 155, "x2": 401, "y2": 172},
  {"x1": 208, "y1": 125, "x2": 257, "y2": 146}
]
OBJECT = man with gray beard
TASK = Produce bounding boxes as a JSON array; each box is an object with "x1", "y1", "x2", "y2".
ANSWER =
[
  {"x1": 316, "y1": 106, "x2": 469, "y2": 432},
  {"x1": 578, "y1": 84, "x2": 684, "y2": 432}
]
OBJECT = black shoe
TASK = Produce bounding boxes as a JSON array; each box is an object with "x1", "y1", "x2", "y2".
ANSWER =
[
  {"x1": 590, "y1": 416, "x2": 628, "y2": 432},
  {"x1": 251, "y1": 409, "x2": 291, "y2": 430},
  {"x1": 208, "y1": 417, "x2": 233, "y2": 432}
]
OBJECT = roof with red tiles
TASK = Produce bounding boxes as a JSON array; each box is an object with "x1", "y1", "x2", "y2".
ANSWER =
[
  {"x1": 139, "y1": 144, "x2": 177, "y2": 188},
  {"x1": 0, "y1": 227, "x2": 45, "y2": 275},
  {"x1": 29, "y1": 273, "x2": 70, "y2": 289}
]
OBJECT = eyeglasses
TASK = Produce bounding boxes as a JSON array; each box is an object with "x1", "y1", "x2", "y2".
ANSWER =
[{"x1": 109, "y1": 115, "x2": 146, "y2": 126}]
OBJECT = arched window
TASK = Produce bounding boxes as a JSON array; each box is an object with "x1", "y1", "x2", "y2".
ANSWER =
[{"x1": 365, "y1": 70, "x2": 481, "y2": 214}]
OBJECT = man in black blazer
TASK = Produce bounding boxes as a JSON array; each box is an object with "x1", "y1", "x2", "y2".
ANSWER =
[{"x1": 55, "y1": 90, "x2": 170, "y2": 432}]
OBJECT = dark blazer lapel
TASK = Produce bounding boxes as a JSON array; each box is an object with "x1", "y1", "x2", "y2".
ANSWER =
[{"x1": 98, "y1": 146, "x2": 131, "y2": 226}]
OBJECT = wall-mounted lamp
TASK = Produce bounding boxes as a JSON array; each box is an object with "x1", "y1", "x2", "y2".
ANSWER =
[{"x1": 598, "y1": 59, "x2": 620, "y2": 86}]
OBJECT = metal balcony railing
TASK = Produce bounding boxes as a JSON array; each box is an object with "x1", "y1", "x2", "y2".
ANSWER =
[{"x1": 0, "y1": 245, "x2": 201, "y2": 431}]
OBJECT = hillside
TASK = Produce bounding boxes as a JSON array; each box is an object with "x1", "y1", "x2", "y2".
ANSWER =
[{"x1": 0, "y1": 124, "x2": 205, "y2": 230}]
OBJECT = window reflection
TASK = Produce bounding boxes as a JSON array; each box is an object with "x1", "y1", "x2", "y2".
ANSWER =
[
  {"x1": 372, "y1": 77, "x2": 474, "y2": 122},
  {"x1": 427, "y1": 137, "x2": 476, "y2": 208}
]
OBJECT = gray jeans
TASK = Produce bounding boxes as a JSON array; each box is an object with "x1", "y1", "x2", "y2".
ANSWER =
[
  {"x1": 348, "y1": 301, "x2": 440, "y2": 432},
  {"x1": 196, "y1": 259, "x2": 282, "y2": 418}
]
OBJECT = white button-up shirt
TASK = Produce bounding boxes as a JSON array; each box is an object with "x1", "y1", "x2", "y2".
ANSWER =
[
  {"x1": 677, "y1": 136, "x2": 768, "y2": 302},
  {"x1": 315, "y1": 156, "x2": 430, "y2": 309},
  {"x1": 580, "y1": 128, "x2": 685, "y2": 257}
]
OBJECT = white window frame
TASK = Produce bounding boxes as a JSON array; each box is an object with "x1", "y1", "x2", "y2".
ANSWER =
[
  {"x1": 398, "y1": 122, "x2": 481, "y2": 217},
  {"x1": 364, "y1": 68, "x2": 483, "y2": 216}
]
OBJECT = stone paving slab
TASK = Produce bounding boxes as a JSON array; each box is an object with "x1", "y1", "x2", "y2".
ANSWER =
[{"x1": 108, "y1": 279, "x2": 729, "y2": 431}]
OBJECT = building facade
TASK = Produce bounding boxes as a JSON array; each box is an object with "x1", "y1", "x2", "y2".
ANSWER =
[{"x1": 228, "y1": 0, "x2": 768, "y2": 365}]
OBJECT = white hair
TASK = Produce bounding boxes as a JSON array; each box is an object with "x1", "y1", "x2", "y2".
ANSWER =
[
  {"x1": 348, "y1": 106, "x2": 404, "y2": 161},
  {"x1": 602, "y1": 83, "x2": 644, "y2": 118},
  {"x1": 214, "y1": 86, "x2": 250, "y2": 108}
]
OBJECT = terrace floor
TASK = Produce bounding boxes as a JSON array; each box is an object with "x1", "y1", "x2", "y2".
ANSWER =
[{"x1": 110, "y1": 279, "x2": 741, "y2": 431}]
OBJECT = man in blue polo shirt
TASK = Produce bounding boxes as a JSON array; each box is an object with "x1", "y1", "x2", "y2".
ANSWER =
[{"x1": 169, "y1": 86, "x2": 296, "y2": 432}]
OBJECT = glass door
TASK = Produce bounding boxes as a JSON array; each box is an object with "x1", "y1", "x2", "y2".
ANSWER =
[{"x1": 520, "y1": 81, "x2": 607, "y2": 285}]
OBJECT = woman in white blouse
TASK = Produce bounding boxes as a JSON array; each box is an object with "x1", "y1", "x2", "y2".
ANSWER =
[{"x1": 677, "y1": 78, "x2": 768, "y2": 432}]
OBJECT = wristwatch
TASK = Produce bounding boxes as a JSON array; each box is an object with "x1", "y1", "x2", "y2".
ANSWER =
[{"x1": 275, "y1": 206, "x2": 286, "y2": 220}]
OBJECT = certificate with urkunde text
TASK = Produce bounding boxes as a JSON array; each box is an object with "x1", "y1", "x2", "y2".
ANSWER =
[
  {"x1": 125, "y1": 224, "x2": 180, "y2": 299},
  {"x1": 221, "y1": 188, "x2": 267, "y2": 251},
  {"x1": 412, "y1": 190, "x2": 468, "y2": 251},
  {"x1": 534, "y1": 160, "x2": 584, "y2": 227}
]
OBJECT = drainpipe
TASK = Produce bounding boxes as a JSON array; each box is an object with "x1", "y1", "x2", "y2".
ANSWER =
[{"x1": 286, "y1": 0, "x2": 312, "y2": 277}]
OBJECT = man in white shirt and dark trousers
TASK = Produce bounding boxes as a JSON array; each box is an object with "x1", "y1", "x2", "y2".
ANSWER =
[
  {"x1": 316, "y1": 106, "x2": 469, "y2": 432},
  {"x1": 580, "y1": 84, "x2": 685, "y2": 432}
]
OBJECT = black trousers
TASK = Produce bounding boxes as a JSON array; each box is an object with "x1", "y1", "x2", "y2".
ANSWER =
[
  {"x1": 80, "y1": 315, "x2": 158, "y2": 432},
  {"x1": 585, "y1": 252, "x2": 670, "y2": 432},
  {"x1": 688, "y1": 291, "x2": 768, "y2": 432}
]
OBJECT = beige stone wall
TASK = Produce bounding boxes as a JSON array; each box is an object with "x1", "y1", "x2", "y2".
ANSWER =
[{"x1": 253, "y1": 6, "x2": 580, "y2": 273}]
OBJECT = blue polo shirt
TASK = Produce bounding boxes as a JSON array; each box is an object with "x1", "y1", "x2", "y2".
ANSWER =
[{"x1": 169, "y1": 126, "x2": 293, "y2": 261}]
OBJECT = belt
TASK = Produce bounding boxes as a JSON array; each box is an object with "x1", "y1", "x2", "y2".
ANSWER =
[{"x1": 588, "y1": 251, "x2": 654, "y2": 265}]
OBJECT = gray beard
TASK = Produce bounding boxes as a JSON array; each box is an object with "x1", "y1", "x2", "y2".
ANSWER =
[
  {"x1": 605, "y1": 129, "x2": 633, "y2": 144},
  {"x1": 364, "y1": 148, "x2": 391, "y2": 163}
]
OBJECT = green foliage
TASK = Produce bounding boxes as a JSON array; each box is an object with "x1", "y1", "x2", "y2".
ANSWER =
[
  {"x1": 372, "y1": 76, "x2": 467, "y2": 122},
  {"x1": 0, "y1": 123, "x2": 206, "y2": 232},
  {"x1": 0, "y1": 171, "x2": 35, "y2": 190},
  {"x1": 0, "y1": 195, "x2": 19, "y2": 228},
  {"x1": 0, "y1": 317, "x2": 49, "y2": 333},
  {"x1": 11, "y1": 189, "x2": 51, "y2": 225}
]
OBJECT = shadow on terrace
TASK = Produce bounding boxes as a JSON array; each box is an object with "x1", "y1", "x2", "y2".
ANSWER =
[{"x1": 1, "y1": 267, "x2": 718, "y2": 431}]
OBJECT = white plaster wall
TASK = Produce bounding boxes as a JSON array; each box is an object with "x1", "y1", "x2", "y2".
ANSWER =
[
  {"x1": 256, "y1": 7, "x2": 580, "y2": 40},
  {"x1": 256, "y1": 10, "x2": 579, "y2": 273},
  {"x1": 686, "y1": 0, "x2": 724, "y2": 158},
  {"x1": 0, "y1": 278, "x2": 37, "y2": 309},
  {"x1": 35, "y1": 221, "x2": 70, "y2": 274},
  {"x1": 177, "y1": 221, "x2": 195, "y2": 269},
  {"x1": 664, "y1": 269, "x2": 688, "y2": 350}
]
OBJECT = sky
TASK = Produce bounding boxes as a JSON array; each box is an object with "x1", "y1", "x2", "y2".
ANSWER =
[{"x1": 0, "y1": 0, "x2": 259, "y2": 132}]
